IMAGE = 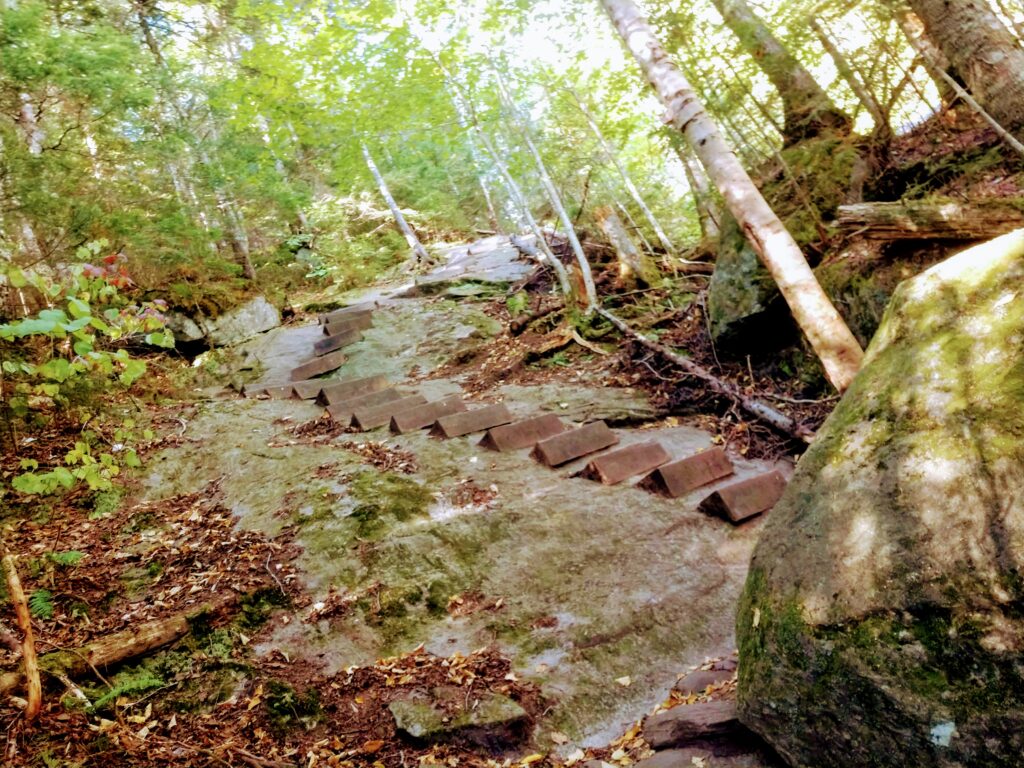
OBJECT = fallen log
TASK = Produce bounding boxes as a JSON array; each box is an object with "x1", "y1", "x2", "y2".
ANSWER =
[
  {"x1": 596, "y1": 307, "x2": 815, "y2": 443},
  {"x1": 2, "y1": 554, "x2": 41, "y2": 721},
  {"x1": 836, "y1": 200, "x2": 1024, "y2": 240},
  {"x1": 0, "y1": 596, "x2": 236, "y2": 697}
]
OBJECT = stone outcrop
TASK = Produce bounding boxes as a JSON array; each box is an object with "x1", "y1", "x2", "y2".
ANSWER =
[
  {"x1": 166, "y1": 295, "x2": 280, "y2": 347},
  {"x1": 737, "y1": 230, "x2": 1024, "y2": 767}
]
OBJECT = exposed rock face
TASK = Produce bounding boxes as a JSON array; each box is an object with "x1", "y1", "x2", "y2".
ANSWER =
[
  {"x1": 706, "y1": 212, "x2": 780, "y2": 348},
  {"x1": 389, "y1": 689, "x2": 528, "y2": 750},
  {"x1": 737, "y1": 230, "x2": 1024, "y2": 767},
  {"x1": 166, "y1": 295, "x2": 280, "y2": 347}
]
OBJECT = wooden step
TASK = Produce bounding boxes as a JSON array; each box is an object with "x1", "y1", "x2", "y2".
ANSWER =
[
  {"x1": 578, "y1": 440, "x2": 670, "y2": 485},
  {"x1": 638, "y1": 447, "x2": 734, "y2": 498},
  {"x1": 293, "y1": 379, "x2": 330, "y2": 399},
  {"x1": 326, "y1": 388, "x2": 405, "y2": 422},
  {"x1": 531, "y1": 421, "x2": 618, "y2": 467},
  {"x1": 318, "y1": 306, "x2": 373, "y2": 324},
  {"x1": 429, "y1": 404, "x2": 513, "y2": 439},
  {"x1": 323, "y1": 313, "x2": 373, "y2": 336},
  {"x1": 313, "y1": 328, "x2": 363, "y2": 356},
  {"x1": 243, "y1": 383, "x2": 296, "y2": 399},
  {"x1": 698, "y1": 470, "x2": 787, "y2": 524},
  {"x1": 390, "y1": 397, "x2": 467, "y2": 434},
  {"x1": 315, "y1": 375, "x2": 390, "y2": 406},
  {"x1": 478, "y1": 414, "x2": 565, "y2": 451},
  {"x1": 351, "y1": 394, "x2": 428, "y2": 431},
  {"x1": 290, "y1": 349, "x2": 346, "y2": 381}
]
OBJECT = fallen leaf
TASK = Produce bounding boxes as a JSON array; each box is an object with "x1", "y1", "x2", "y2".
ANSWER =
[
  {"x1": 550, "y1": 731, "x2": 569, "y2": 745},
  {"x1": 616, "y1": 676, "x2": 632, "y2": 687},
  {"x1": 362, "y1": 740, "x2": 385, "y2": 754},
  {"x1": 521, "y1": 754, "x2": 545, "y2": 765}
]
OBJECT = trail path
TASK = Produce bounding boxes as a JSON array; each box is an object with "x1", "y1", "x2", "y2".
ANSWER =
[{"x1": 143, "y1": 238, "x2": 790, "y2": 758}]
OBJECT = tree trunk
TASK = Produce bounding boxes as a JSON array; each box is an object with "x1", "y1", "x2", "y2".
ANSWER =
[
  {"x1": 475, "y1": 130, "x2": 574, "y2": 298},
  {"x1": 809, "y1": 19, "x2": 891, "y2": 139},
  {"x1": 596, "y1": 206, "x2": 659, "y2": 287},
  {"x1": 495, "y1": 75, "x2": 598, "y2": 309},
  {"x1": 360, "y1": 142, "x2": 430, "y2": 264},
  {"x1": 568, "y1": 87, "x2": 675, "y2": 254},
  {"x1": 2, "y1": 554, "x2": 41, "y2": 722},
  {"x1": 906, "y1": 0, "x2": 1024, "y2": 134},
  {"x1": 677, "y1": 148, "x2": 721, "y2": 239},
  {"x1": 601, "y1": 0, "x2": 864, "y2": 392},
  {"x1": 709, "y1": 0, "x2": 850, "y2": 141},
  {"x1": 837, "y1": 199, "x2": 1024, "y2": 239}
]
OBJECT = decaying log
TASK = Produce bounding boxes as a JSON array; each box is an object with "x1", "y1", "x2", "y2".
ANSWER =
[
  {"x1": 0, "y1": 596, "x2": 236, "y2": 697},
  {"x1": 2, "y1": 554, "x2": 41, "y2": 721},
  {"x1": 596, "y1": 308, "x2": 815, "y2": 443},
  {"x1": 836, "y1": 200, "x2": 1024, "y2": 240}
]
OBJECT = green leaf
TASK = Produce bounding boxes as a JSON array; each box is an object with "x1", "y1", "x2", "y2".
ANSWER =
[
  {"x1": 8, "y1": 268, "x2": 27, "y2": 288},
  {"x1": 119, "y1": 358, "x2": 147, "y2": 387},
  {"x1": 29, "y1": 589, "x2": 54, "y2": 620},
  {"x1": 123, "y1": 449, "x2": 142, "y2": 468},
  {"x1": 68, "y1": 297, "x2": 91, "y2": 318},
  {"x1": 47, "y1": 550, "x2": 85, "y2": 567},
  {"x1": 53, "y1": 467, "x2": 75, "y2": 488},
  {"x1": 73, "y1": 340, "x2": 94, "y2": 356}
]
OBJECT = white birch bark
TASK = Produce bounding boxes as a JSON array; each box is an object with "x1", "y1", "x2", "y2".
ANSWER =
[
  {"x1": 600, "y1": 0, "x2": 864, "y2": 392},
  {"x1": 567, "y1": 87, "x2": 675, "y2": 254},
  {"x1": 360, "y1": 142, "x2": 430, "y2": 264},
  {"x1": 495, "y1": 75, "x2": 598, "y2": 309}
]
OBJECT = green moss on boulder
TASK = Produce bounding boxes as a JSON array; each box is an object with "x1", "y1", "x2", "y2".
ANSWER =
[{"x1": 737, "y1": 230, "x2": 1024, "y2": 767}]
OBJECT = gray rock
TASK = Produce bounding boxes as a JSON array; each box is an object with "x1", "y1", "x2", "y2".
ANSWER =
[
  {"x1": 166, "y1": 296, "x2": 281, "y2": 347},
  {"x1": 673, "y1": 669, "x2": 734, "y2": 696},
  {"x1": 165, "y1": 312, "x2": 205, "y2": 343},
  {"x1": 389, "y1": 690, "x2": 528, "y2": 749},
  {"x1": 643, "y1": 701, "x2": 741, "y2": 749},
  {"x1": 206, "y1": 296, "x2": 280, "y2": 346},
  {"x1": 706, "y1": 213, "x2": 779, "y2": 350},
  {"x1": 737, "y1": 231, "x2": 1024, "y2": 767},
  {"x1": 635, "y1": 749, "x2": 712, "y2": 768}
]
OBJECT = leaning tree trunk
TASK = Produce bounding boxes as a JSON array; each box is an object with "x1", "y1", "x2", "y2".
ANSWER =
[
  {"x1": 710, "y1": 0, "x2": 850, "y2": 141},
  {"x1": 905, "y1": 0, "x2": 1024, "y2": 136},
  {"x1": 600, "y1": 0, "x2": 864, "y2": 392},
  {"x1": 809, "y1": 19, "x2": 891, "y2": 139},
  {"x1": 361, "y1": 142, "x2": 430, "y2": 264},
  {"x1": 677, "y1": 147, "x2": 721, "y2": 239},
  {"x1": 596, "y1": 206, "x2": 660, "y2": 287},
  {"x1": 568, "y1": 87, "x2": 675, "y2": 255},
  {"x1": 495, "y1": 75, "x2": 599, "y2": 309}
]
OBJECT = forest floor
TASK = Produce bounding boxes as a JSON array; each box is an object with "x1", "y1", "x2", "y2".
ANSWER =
[{"x1": 2, "y1": 239, "x2": 802, "y2": 767}]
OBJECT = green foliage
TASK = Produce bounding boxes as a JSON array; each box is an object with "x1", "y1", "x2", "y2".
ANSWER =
[
  {"x1": 90, "y1": 668, "x2": 164, "y2": 712},
  {"x1": 29, "y1": 589, "x2": 54, "y2": 620},
  {"x1": 46, "y1": 551, "x2": 85, "y2": 568},
  {"x1": 264, "y1": 680, "x2": 322, "y2": 732},
  {"x1": 1, "y1": 258, "x2": 170, "y2": 497},
  {"x1": 506, "y1": 291, "x2": 530, "y2": 317}
]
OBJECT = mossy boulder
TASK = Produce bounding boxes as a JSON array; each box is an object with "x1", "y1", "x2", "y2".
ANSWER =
[
  {"x1": 737, "y1": 230, "x2": 1024, "y2": 767},
  {"x1": 707, "y1": 135, "x2": 861, "y2": 351}
]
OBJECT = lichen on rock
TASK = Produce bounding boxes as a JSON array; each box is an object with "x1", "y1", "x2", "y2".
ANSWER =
[{"x1": 737, "y1": 229, "x2": 1024, "y2": 767}]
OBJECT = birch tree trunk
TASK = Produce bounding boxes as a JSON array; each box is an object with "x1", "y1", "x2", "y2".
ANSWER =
[
  {"x1": 709, "y1": 0, "x2": 850, "y2": 141},
  {"x1": 809, "y1": 19, "x2": 891, "y2": 138},
  {"x1": 596, "y1": 206, "x2": 659, "y2": 287},
  {"x1": 360, "y1": 142, "x2": 430, "y2": 264},
  {"x1": 567, "y1": 87, "x2": 675, "y2": 254},
  {"x1": 905, "y1": 0, "x2": 1024, "y2": 134},
  {"x1": 677, "y1": 148, "x2": 721, "y2": 239},
  {"x1": 495, "y1": 75, "x2": 598, "y2": 309},
  {"x1": 600, "y1": 0, "x2": 864, "y2": 392}
]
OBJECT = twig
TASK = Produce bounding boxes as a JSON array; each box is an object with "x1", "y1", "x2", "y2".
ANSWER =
[
  {"x1": 597, "y1": 307, "x2": 815, "y2": 443},
  {"x1": 264, "y1": 554, "x2": 286, "y2": 596},
  {"x1": 1, "y1": 554, "x2": 41, "y2": 722}
]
